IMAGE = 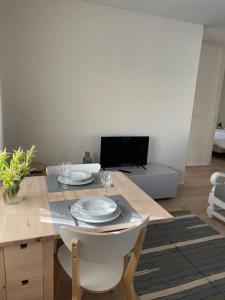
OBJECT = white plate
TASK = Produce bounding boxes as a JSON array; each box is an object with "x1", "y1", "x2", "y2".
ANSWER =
[
  {"x1": 71, "y1": 206, "x2": 121, "y2": 223},
  {"x1": 71, "y1": 196, "x2": 117, "y2": 217},
  {"x1": 57, "y1": 175, "x2": 94, "y2": 186},
  {"x1": 70, "y1": 170, "x2": 92, "y2": 181}
]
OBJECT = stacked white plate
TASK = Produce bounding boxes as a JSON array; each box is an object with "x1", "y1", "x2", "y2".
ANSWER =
[
  {"x1": 58, "y1": 170, "x2": 94, "y2": 186},
  {"x1": 70, "y1": 196, "x2": 121, "y2": 223}
]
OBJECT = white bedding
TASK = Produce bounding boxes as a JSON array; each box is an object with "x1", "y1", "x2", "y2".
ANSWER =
[{"x1": 214, "y1": 129, "x2": 225, "y2": 151}]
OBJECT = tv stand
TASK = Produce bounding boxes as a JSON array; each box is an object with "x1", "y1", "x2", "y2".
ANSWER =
[
  {"x1": 118, "y1": 169, "x2": 132, "y2": 174},
  {"x1": 106, "y1": 163, "x2": 180, "y2": 199},
  {"x1": 140, "y1": 165, "x2": 147, "y2": 170}
]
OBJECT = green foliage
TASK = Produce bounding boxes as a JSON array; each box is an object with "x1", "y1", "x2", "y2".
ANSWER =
[{"x1": 0, "y1": 146, "x2": 37, "y2": 191}]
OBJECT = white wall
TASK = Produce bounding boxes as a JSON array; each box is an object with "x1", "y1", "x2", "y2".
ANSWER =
[
  {"x1": 0, "y1": 82, "x2": 3, "y2": 150},
  {"x1": 218, "y1": 77, "x2": 225, "y2": 127},
  {"x1": 186, "y1": 43, "x2": 225, "y2": 166},
  {"x1": 0, "y1": 2, "x2": 3, "y2": 150},
  {"x1": 0, "y1": 86, "x2": 3, "y2": 151},
  {"x1": 0, "y1": 0, "x2": 203, "y2": 174},
  {"x1": 204, "y1": 27, "x2": 225, "y2": 46}
]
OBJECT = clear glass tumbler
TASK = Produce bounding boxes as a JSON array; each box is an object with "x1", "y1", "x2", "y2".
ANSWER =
[
  {"x1": 61, "y1": 162, "x2": 71, "y2": 188},
  {"x1": 100, "y1": 171, "x2": 112, "y2": 194}
]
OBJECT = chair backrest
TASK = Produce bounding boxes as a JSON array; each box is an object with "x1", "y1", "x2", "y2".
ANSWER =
[
  {"x1": 59, "y1": 217, "x2": 149, "y2": 263},
  {"x1": 46, "y1": 163, "x2": 101, "y2": 176}
]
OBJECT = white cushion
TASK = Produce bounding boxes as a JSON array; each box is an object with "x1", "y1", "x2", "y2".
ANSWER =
[{"x1": 57, "y1": 245, "x2": 124, "y2": 292}]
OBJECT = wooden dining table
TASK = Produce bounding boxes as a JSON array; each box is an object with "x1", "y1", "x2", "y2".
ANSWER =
[{"x1": 0, "y1": 171, "x2": 172, "y2": 300}]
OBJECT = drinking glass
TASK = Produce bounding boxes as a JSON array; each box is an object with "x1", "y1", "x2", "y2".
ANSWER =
[
  {"x1": 100, "y1": 171, "x2": 112, "y2": 194},
  {"x1": 60, "y1": 162, "x2": 71, "y2": 188}
]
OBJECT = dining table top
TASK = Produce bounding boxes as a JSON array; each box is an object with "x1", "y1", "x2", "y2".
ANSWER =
[{"x1": 0, "y1": 172, "x2": 173, "y2": 247}]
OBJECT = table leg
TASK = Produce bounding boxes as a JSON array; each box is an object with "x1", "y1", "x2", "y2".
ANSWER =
[
  {"x1": 0, "y1": 248, "x2": 6, "y2": 300},
  {"x1": 43, "y1": 238, "x2": 54, "y2": 300}
]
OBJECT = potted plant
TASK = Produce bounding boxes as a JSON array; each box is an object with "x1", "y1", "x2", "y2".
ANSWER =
[{"x1": 0, "y1": 145, "x2": 36, "y2": 204}]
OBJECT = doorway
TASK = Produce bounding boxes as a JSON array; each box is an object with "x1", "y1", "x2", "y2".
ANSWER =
[
  {"x1": 211, "y1": 75, "x2": 225, "y2": 165},
  {"x1": 186, "y1": 42, "x2": 225, "y2": 166}
]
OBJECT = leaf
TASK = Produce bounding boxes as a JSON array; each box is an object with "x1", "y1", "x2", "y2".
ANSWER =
[{"x1": 0, "y1": 146, "x2": 37, "y2": 189}]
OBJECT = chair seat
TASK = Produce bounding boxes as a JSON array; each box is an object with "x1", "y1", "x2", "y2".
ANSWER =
[
  {"x1": 57, "y1": 245, "x2": 124, "y2": 292},
  {"x1": 215, "y1": 185, "x2": 225, "y2": 203}
]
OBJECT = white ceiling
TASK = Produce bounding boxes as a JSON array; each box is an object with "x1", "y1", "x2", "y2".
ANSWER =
[{"x1": 85, "y1": 0, "x2": 225, "y2": 27}]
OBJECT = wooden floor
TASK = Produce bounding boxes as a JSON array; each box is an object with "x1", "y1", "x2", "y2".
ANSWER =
[
  {"x1": 56, "y1": 154, "x2": 225, "y2": 300},
  {"x1": 160, "y1": 154, "x2": 225, "y2": 236}
]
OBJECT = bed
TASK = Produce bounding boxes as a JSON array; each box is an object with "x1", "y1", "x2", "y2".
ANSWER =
[{"x1": 213, "y1": 129, "x2": 225, "y2": 153}]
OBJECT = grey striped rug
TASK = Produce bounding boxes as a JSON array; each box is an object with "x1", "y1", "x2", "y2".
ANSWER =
[{"x1": 134, "y1": 208, "x2": 225, "y2": 300}]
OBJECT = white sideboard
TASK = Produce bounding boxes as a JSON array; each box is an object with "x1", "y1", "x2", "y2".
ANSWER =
[{"x1": 106, "y1": 163, "x2": 180, "y2": 199}]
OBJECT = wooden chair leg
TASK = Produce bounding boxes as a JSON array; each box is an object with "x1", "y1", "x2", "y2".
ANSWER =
[
  {"x1": 72, "y1": 239, "x2": 84, "y2": 300},
  {"x1": 121, "y1": 228, "x2": 147, "y2": 300},
  {"x1": 121, "y1": 280, "x2": 138, "y2": 300},
  {"x1": 54, "y1": 255, "x2": 61, "y2": 300},
  {"x1": 54, "y1": 239, "x2": 63, "y2": 300}
]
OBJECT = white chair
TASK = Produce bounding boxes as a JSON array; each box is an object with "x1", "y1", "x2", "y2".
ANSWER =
[
  {"x1": 207, "y1": 172, "x2": 225, "y2": 222},
  {"x1": 57, "y1": 217, "x2": 149, "y2": 300},
  {"x1": 46, "y1": 163, "x2": 101, "y2": 176}
]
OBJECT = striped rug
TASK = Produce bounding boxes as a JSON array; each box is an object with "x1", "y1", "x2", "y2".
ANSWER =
[{"x1": 134, "y1": 208, "x2": 225, "y2": 300}]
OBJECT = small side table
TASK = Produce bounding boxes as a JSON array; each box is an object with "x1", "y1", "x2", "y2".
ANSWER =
[{"x1": 30, "y1": 162, "x2": 46, "y2": 176}]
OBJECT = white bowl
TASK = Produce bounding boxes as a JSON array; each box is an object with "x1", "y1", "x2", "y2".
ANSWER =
[
  {"x1": 70, "y1": 170, "x2": 92, "y2": 181},
  {"x1": 71, "y1": 196, "x2": 117, "y2": 217},
  {"x1": 71, "y1": 206, "x2": 121, "y2": 224},
  {"x1": 57, "y1": 175, "x2": 94, "y2": 186}
]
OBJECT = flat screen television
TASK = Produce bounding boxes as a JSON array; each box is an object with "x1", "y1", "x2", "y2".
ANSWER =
[{"x1": 100, "y1": 136, "x2": 149, "y2": 168}]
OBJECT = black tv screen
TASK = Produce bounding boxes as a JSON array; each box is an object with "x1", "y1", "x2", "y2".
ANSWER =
[{"x1": 100, "y1": 136, "x2": 149, "y2": 168}]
